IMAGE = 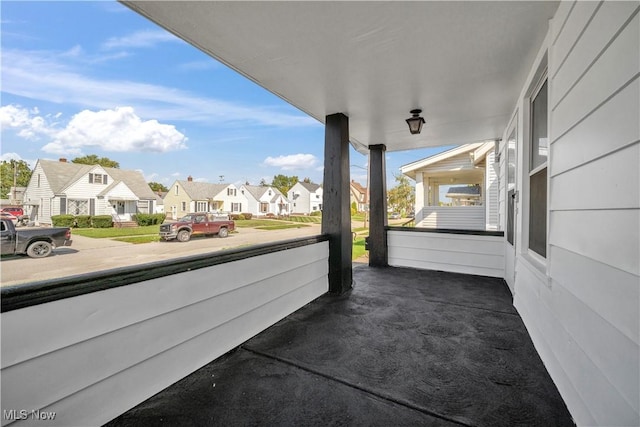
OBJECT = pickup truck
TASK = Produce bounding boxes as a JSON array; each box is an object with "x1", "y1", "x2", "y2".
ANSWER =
[
  {"x1": 159, "y1": 213, "x2": 235, "y2": 242},
  {"x1": 0, "y1": 219, "x2": 72, "y2": 258}
]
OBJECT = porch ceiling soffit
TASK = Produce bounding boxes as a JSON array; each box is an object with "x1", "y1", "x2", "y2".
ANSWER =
[{"x1": 122, "y1": 1, "x2": 558, "y2": 154}]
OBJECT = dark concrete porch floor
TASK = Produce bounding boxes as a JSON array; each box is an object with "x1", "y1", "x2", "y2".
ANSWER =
[{"x1": 106, "y1": 265, "x2": 574, "y2": 427}]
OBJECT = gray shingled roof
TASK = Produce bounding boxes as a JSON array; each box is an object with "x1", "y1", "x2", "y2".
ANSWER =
[
  {"x1": 298, "y1": 182, "x2": 321, "y2": 192},
  {"x1": 179, "y1": 181, "x2": 229, "y2": 200},
  {"x1": 242, "y1": 185, "x2": 270, "y2": 201},
  {"x1": 38, "y1": 159, "x2": 156, "y2": 199}
]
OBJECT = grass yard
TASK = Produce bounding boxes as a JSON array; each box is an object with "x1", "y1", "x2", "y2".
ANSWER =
[
  {"x1": 286, "y1": 216, "x2": 321, "y2": 223},
  {"x1": 114, "y1": 235, "x2": 160, "y2": 244},
  {"x1": 352, "y1": 237, "x2": 367, "y2": 260},
  {"x1": 234, "y1": 219, "x2": 294, "y2": 228},
  {"x1": 73, "y1": 225, "x2": 159, "y2": 238}
]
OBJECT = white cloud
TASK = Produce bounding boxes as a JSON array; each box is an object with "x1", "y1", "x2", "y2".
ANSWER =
[
  {"x1": 2, "y1": 104, "x2": 187, "y2": 156},
  {"x1": 1, "y1": 48, "x2": 319, "y2": 129},
  {"x1": 102, "y1": 30, "x2": 179, "y2": 50},
  {"x1": 263, "y1": 154, "x2": 318, "y2": 171},
  {"x1": 171, "y1": 172, "x2": 181, "y2": 177}
]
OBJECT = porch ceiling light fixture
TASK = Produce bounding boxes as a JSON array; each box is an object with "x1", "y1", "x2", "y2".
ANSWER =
[{"x1": 406, "y1": 109, "x2": 425, "y2": 135}]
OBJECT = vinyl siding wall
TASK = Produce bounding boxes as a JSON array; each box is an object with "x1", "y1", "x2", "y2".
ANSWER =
[
  {"x1": 22, "y1": 163, "x2": 54, "y2": 224},
  {"x1": 514, "y1": 2, "x2": 639, "y2": 426},
  {"x1": 485, "y1": 152, "x2": 499, "y2": 230},
  {"x1": 0, "y1": 242, "x2": 329, "y2": 427},
  {"x1": 388, "y1": 230, "x2": 504, "y2": 278}
]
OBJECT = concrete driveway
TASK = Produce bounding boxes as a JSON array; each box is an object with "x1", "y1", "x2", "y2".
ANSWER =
[{"x1": 1, "y1": 225, "x2": 321, "y2": 287}]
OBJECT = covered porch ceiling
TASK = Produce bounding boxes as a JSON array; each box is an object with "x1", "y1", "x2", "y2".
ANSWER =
[{"x1": 122, "y1": 1, "x2": 559, "y2": 154}]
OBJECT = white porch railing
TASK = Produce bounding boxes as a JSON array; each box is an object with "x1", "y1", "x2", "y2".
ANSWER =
[
  {"x1": 1, "y1": 237, "x2": 329, "y2": 427},
  {"x1": 388, "y1": 228, "x2": 504, "y2": 278}
]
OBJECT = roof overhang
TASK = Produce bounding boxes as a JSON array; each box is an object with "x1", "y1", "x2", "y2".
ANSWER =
[{"x1": 121, "y1": 1, "x2": 558, "y2": 154}]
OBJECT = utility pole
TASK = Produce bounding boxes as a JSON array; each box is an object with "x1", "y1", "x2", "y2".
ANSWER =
[{"x1": 12, "y1": 161, "x2": 17, "y2": 205}]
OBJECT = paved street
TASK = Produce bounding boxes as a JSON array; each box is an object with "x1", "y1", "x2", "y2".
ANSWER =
[{"x1": 0, "y1": 225, "x2": 322, "y2": 287}]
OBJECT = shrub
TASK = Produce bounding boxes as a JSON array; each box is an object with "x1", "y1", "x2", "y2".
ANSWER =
[
  {"x1": 310, "y1": 211, "x2": 322, "y2": 217},
  {"x1": 51, "y1": 215, "x2": 75, "y2": 227},
  {"x1": 230, "y1": 214, "x2": 246, "y2": 221},
  {"x1": 75, "y1": 215, "x2": 92, "y2": 228},
  {"x1": 133, "y1": 213, "x2": 166, "y2": 226},
  {"x1": 92, "y1": 215, "x2": 114, "y2": 228},
  {"x1": 241, "y1": 213, "x2": 253, "y2": 220}
]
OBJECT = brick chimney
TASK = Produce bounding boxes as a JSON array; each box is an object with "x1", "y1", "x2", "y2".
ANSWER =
[
  {"x1": 187, "y1": 175, "x2": 193, "y2": 182},
  {"x1": 59, "y1": 158, "x2": 67, "y2": 163}
]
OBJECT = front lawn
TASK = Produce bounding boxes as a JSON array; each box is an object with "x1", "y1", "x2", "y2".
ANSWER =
[{"x1": 73, "y1": 225, "x2": 159, "y2": 238}]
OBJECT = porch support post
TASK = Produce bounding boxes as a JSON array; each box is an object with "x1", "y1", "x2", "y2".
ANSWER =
[
  {"x1": 368, "y1": 144, "x2": 388, "y2": 267},
  {"x1": 322, "y1": 113, "x2": 352, "y2": 294}
]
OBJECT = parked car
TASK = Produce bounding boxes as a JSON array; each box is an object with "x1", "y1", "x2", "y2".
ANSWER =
[
  {"x1": 1, "y1": 206, "x2": 24, "y2": 217},
  {"x1": 0, "y1": 218, "x2": 72, "y2": 258},
  {"x1": 0, "y1": 212, "x2": 18, "y2": 225},
  {"x1": 159, "y1": 213, "x2": 235, "y2": 242},
  {"x1": 390, "y1": 212, "x2": 401, "y2": 219}
]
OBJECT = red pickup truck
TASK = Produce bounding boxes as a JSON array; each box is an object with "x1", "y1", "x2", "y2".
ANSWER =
[{"x1": 159, "y1": 213, "x2": 235, "y2": 242}]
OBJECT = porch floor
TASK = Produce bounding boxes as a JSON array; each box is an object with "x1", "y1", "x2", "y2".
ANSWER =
[{"x1": 106, "y1": 265, "x2": 574, "y2": 426}]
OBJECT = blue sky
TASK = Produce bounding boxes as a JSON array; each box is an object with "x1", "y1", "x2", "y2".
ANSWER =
[{"x1": 1, "y1": 1, "x2": 447, "y2": 189}]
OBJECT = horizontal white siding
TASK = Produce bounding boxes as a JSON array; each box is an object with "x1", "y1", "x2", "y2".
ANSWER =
[
  {"x1": 388, "y1": 230, "x2": 504, "y2": 278},
  {"x1": 514, "y1": 3, "x2": 640, "y2": 426},
  {"x1": 0, "y1": 242, "x2": 329, "y2": 427},
  {"x1": 485, "y1": 152, "x2": 499, "y2": 230},
  {"x1": 416, "y1": 206, "x2": 485, "y2": 230}
]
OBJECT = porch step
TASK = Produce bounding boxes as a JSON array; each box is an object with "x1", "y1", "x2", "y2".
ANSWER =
[{"x1": 114, "y1": 221, "x2": 138, "y2": 228}]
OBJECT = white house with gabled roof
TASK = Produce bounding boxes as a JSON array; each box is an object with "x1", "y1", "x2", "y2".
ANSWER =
[
  {"x1": 239, "y1": 184, "x2": 290, "y2": 217},
  {"x1": 401, "y1": 142, "x2": 499, "y2": 230},
  {"x1": 22, "y1": 158, "x2": 157, "y2": 225},
  {"x1": 288, "y1": 182, "x2": 323, "y2": 214}
]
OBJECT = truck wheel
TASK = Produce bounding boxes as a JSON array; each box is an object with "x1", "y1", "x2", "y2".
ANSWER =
[
  {"x1": 26, "y1": 241, "x2": 53, "y2": 258},
  {"x1": 218, "y1": 227, "x2": 229, "y2": 238},
  {"x1": 177, "y1": 230, "x2": 191, "y2": 242}
]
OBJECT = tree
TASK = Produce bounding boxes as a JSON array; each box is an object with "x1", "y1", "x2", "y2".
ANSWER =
[
  {"x1": 387, "y1": 174, "x2": 414, "y2": 216},
  {"x1": 302, "y1": 177, "x2": 312, "y2": 183},
  {"x1": 148, "y1": 182, "x2": 168, "y2": 193},
  {"x1": 0, "y1": 160, "x2": 32, "y2": 200},
  {"x1": 72, "y1": 155, "x2": 120, "y2": 168},
  {"x1": 271, "y1": 174, "x2": 299, "y2": 195}
]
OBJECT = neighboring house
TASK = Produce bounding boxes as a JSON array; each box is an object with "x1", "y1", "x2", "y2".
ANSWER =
[
  {"x1": 22, "y1": 158, "x2": 157, "y2": 225},
  {"x1": 349, "y1": 180, "x2": 368, "y2": 212},
  {"x1": 163, "y1": 177, "x2": 246, "y2": 220},
  {"x1": 401, "y1": 142, "x2": 499, "y2": 230},
  {"x1": 445, "y1": 185, "x2": 482, "y2": 206},
  {"x1": 239, "y1": 185, "x2": 290, "y2": 217},
  {"x1": 288, "y1": 182, "x2": 323, "y2": 214},
  {"x1": 153, "y1": 192, "x2": 167, "y2": 214}
]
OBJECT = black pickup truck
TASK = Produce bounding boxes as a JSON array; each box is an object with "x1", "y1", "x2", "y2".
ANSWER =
[{"x1": 0, "y1": 219, "x2": 72, "y2": 258}]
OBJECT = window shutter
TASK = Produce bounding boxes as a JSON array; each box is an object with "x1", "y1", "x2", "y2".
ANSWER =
[
  {"x1": 88, "y1": 173, "x2": 93, "y2": 183},
  {"x1": 149, "y1": 200, "x2": 154, "y2": 213},
  {"x1": 89, "y1": 199, "x2": 95, "y2": 216},
  {"x1": 60, "y1": 197, "x2": 67, "y2": 215},
  {"x1": 103, "y1": 175, "x2": 108, "y2": 185}
]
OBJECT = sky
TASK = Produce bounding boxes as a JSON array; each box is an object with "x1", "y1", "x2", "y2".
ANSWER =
[{"x1": 1, "y1": 1, "x2": 448, "y2": 190}]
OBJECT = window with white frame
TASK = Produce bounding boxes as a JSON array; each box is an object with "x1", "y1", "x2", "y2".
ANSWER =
[
  {"x1": 227, "y1": 188, "x2": 236, "y2": 196},
  {"x1": 260, "y1": 202, "x2": 268, "y2": 213},
  {"x1": 528, "y1": 77, "x2": 548, "y2": 258},
  {"x1": 231, "y1": 203, "x2": 241, "y2": 212},
  {"x1": 181, "y1": 201, "x2": 186, "y2": 211},
  {"x1": 196, "y1": 201, "x2": 208, "y2": 212}
]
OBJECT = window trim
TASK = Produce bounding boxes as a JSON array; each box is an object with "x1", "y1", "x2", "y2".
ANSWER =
[{"x1": 526, "y1": 70, "x2": 549, "y2": 260}]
